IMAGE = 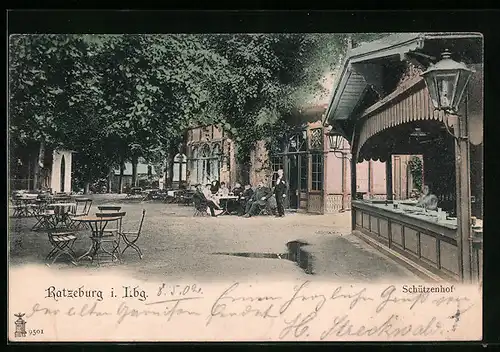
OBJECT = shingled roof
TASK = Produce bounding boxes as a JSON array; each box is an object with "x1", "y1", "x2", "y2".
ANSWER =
[{"x1": 323, "y1": 32, "x2": 482, "y2": 127}]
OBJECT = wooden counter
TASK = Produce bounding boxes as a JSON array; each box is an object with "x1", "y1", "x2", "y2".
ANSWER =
[{"x1": 352, "y1": 200, "x2": 459, "y2": 280}]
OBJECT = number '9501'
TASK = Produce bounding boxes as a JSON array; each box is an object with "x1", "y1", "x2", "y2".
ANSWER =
[{"x1": 29, "y1": 329, "x2": 44, "y2": 336}]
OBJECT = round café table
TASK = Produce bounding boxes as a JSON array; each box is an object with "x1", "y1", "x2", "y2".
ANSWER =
[{"x1": 75, "y1": 215, "x2": 123, "y2": 265}]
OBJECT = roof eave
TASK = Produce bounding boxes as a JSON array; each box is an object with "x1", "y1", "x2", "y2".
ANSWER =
[{"x1": 324, "y1": 35, "x2": 426, "y2": 126}]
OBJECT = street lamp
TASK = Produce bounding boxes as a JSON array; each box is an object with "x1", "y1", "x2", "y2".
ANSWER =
[
  {"x1": 325, "y1": 127, "x2": 351, "y2": 160},
  {"x1": 421, "y1": 49, "x2": 475, "y2": 114}
]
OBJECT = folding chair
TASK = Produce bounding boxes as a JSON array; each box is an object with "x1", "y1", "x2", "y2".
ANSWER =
[
  {"x1": 10, "y1": 198, "x2": 24, "y2": 218},
  {"x1": 69, "y1": 198, "x2": 93, "y2": 229},
  {"x1": 32, "y1": 205, "x2": 57, "y2": 231},
  {"x1": 11, "y1": 197, "x2": 30, "y2": 217},
  {"x1": 193, "y1": 197, "x2": 209, "y2": 217},
  {"x1": 46, "y1": 230, "x2": 78, "y2": 266},
  {"x1": 120, "y1": 209, "x2": 146, "y2": 259}
]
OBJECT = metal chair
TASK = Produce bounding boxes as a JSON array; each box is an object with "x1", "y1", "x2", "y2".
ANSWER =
[
  {"x1": 120, "y1": 209, "x2": 146, "y2": 259},
  {"x1": 95, "y1": 211, "x2": 127, "y2": 262},
  {"x1": 69, "y1": 198, "x2": 93, "y2": 229},
  {"x1": 46, "y1": 230, "x2": 78, "y2": 266},
  {"x1": 192, "y1": 197, "x2": 209, "y2": 217}
]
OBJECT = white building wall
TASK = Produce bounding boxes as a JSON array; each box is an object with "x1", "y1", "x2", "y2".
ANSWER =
[{"x1": 50, "y1": 150, "x2": 73, "y2": 193}]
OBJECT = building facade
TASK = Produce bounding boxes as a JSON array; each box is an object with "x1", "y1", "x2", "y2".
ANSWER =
[
  {"x1": 9, "y1": 145, "x2": 74, "y2": 194},
  {"x1": 184, "y1": 117, "x2": 414, "y2": 214},
  {"x1": 185, "y1": 125, "x2": 238, "y2": 187}
]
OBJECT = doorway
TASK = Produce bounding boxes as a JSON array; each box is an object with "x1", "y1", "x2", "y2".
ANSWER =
[
  {"x1": 60, "y1": 155, "x2": 65, "y2": 193},
  {"x1": 284, "y1": 153, "x2": 308, "y2": 210},
  {"x1": 287, "y1": 155, "x2": 299, "y2": 209}
]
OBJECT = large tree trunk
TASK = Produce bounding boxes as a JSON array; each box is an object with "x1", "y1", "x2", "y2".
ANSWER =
[
  {"x1": 165, "y1": 149, "x2": 173, "y2": 189},
  {"x1": 118, "y1": 159, "x2": 125, "y2": 194},
  {"x1": 107, "y1": 166, "x2": 113, "y2": 193},
  {"x1": 131, "y1": 155, "x2": 138, "y2": 187},
  {"x1": 84, "y1": 182, "x2": 90, "y2": 195},
  {"x1": 33, "y1": 141, "x2": 45, "y2": 191}
]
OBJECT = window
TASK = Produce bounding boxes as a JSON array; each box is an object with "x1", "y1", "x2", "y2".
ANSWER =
[
  {"x1": 271, "y1": 156, "x2": 284, "y2": 187},
  {"x1": 190, "y1": 148, "x2": 199, "y2": 184},
  {"x1": 311, "y1": 153, "x2": 323, "y2": 191},
  {"x1": 173, "y1": 154, "x2": 187, "y2": 182},
  {"x1": 210, "y1": 144, "x2": 221, "y2": 181},
  {"x1": 188, "y1": 143, "x2": 222, "y2": 185}
]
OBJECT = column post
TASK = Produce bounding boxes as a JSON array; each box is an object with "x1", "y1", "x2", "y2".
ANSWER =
[
  {"x1": 386, "y1": 155, "x2": 393, "y2": 200},
  {"x1": 452, "y1": 114, "x2": 472, "y2": 282}
]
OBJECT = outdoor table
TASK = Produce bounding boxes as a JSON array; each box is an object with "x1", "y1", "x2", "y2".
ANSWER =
[
  {"x1": 164, "y1": 190, "x2": 181, "y2": 203},
  {"x1": 46, "y1": 202, "x2": 77, "y2": 229},
  {"x1": 75, "y1": 215, "x2": 123, "y2": 264},
  {"x1": 218, "y1": 196, "x2": 240, "y2": 215},
  {"x1": 11, "y1": 197, "x2": 36, "y2": 217},
  {"x1": 167, "y1": 190, "x2": 178, "y2": 197},
  {"x1": 97, "y1": 205, "x2": 122, "y2": 212}
]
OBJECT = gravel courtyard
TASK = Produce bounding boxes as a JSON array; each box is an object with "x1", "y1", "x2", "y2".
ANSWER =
[{"x1": 9, "y1": 194, "x2": 419, "y2": 282}]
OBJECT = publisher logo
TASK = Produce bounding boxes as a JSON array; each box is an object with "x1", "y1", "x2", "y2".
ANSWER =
[{"x1": 14, "y1": 313, "x2": 27, "y2": 338}]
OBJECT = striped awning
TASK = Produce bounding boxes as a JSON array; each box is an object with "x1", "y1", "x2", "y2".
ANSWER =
[{"x1": 356, "y1": 76, "x2": 446, "y2": 155}]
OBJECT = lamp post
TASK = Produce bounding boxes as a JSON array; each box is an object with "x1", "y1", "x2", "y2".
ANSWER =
[{"x1": 421, "y1": 49, "x2": 475, "y2": 283}]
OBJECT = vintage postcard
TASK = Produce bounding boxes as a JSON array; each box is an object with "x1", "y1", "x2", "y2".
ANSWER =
[{"x1": 8, "y1": 32, "x2": 483, "y2": 342}]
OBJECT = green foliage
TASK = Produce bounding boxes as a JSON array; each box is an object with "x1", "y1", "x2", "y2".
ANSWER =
[
  {"x1": 203, "y1": 33, "x2": 389, "y2": 163},
  {"x1": 9, "y1": 33, "x2": 392, "y2": 184}
]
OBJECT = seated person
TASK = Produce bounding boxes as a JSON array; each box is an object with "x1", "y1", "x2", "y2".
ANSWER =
[
  {"x1": 210, "y1": 180, "x2": 220, "y2": 195},
  {"x1": 243, "y1": 182, "x2": 273, "y2": 218},
  {"x1": 267, "y1": 194, "x2": 278, "y2": 215},
  {"x1": 218, "y1": 182, "x2": 230, "y2": 197},
  {"x1": 238, "y1": 184, "x2": 254, "y2": 215},
  {"x1": 193, "y1": 184, "x2": 221, "y2": 217},
  {"x1": 204, "y1": 184, "x2": 221, "y2": 208},
  {"x1": 416, "y1": 184, "x2": 438, "y2": 211},
  {"x1": 232, "y1": 183, "x2": 244, "y2": 197}
]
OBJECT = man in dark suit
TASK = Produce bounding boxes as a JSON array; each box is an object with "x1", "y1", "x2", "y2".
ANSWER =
[
  {"x1": 243, "y1": 182, "x2": 273, "y2": 218},
  {"x1": 237, "y1": 184, "x2": 253, "y2": 216},
  {"x1": 273, "y1": 169, "x2": 288, "y2": 217}
]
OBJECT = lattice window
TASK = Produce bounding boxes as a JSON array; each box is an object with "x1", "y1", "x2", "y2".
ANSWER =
[{"x1": 309, "y1": 128, "x2": 323, "y2": 150}]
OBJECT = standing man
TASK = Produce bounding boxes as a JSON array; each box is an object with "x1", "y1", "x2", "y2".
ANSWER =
[{"x1": 274, "y1": 169, "x2": 287, "y2": 217}]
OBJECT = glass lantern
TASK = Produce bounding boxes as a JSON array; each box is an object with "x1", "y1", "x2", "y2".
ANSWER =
[
  {"x1": 421, "y1": 49, "x2": 475, "y2": 114},
  {"x1": 326, "y1": 130, "x2": 343, "y2": 151}
]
